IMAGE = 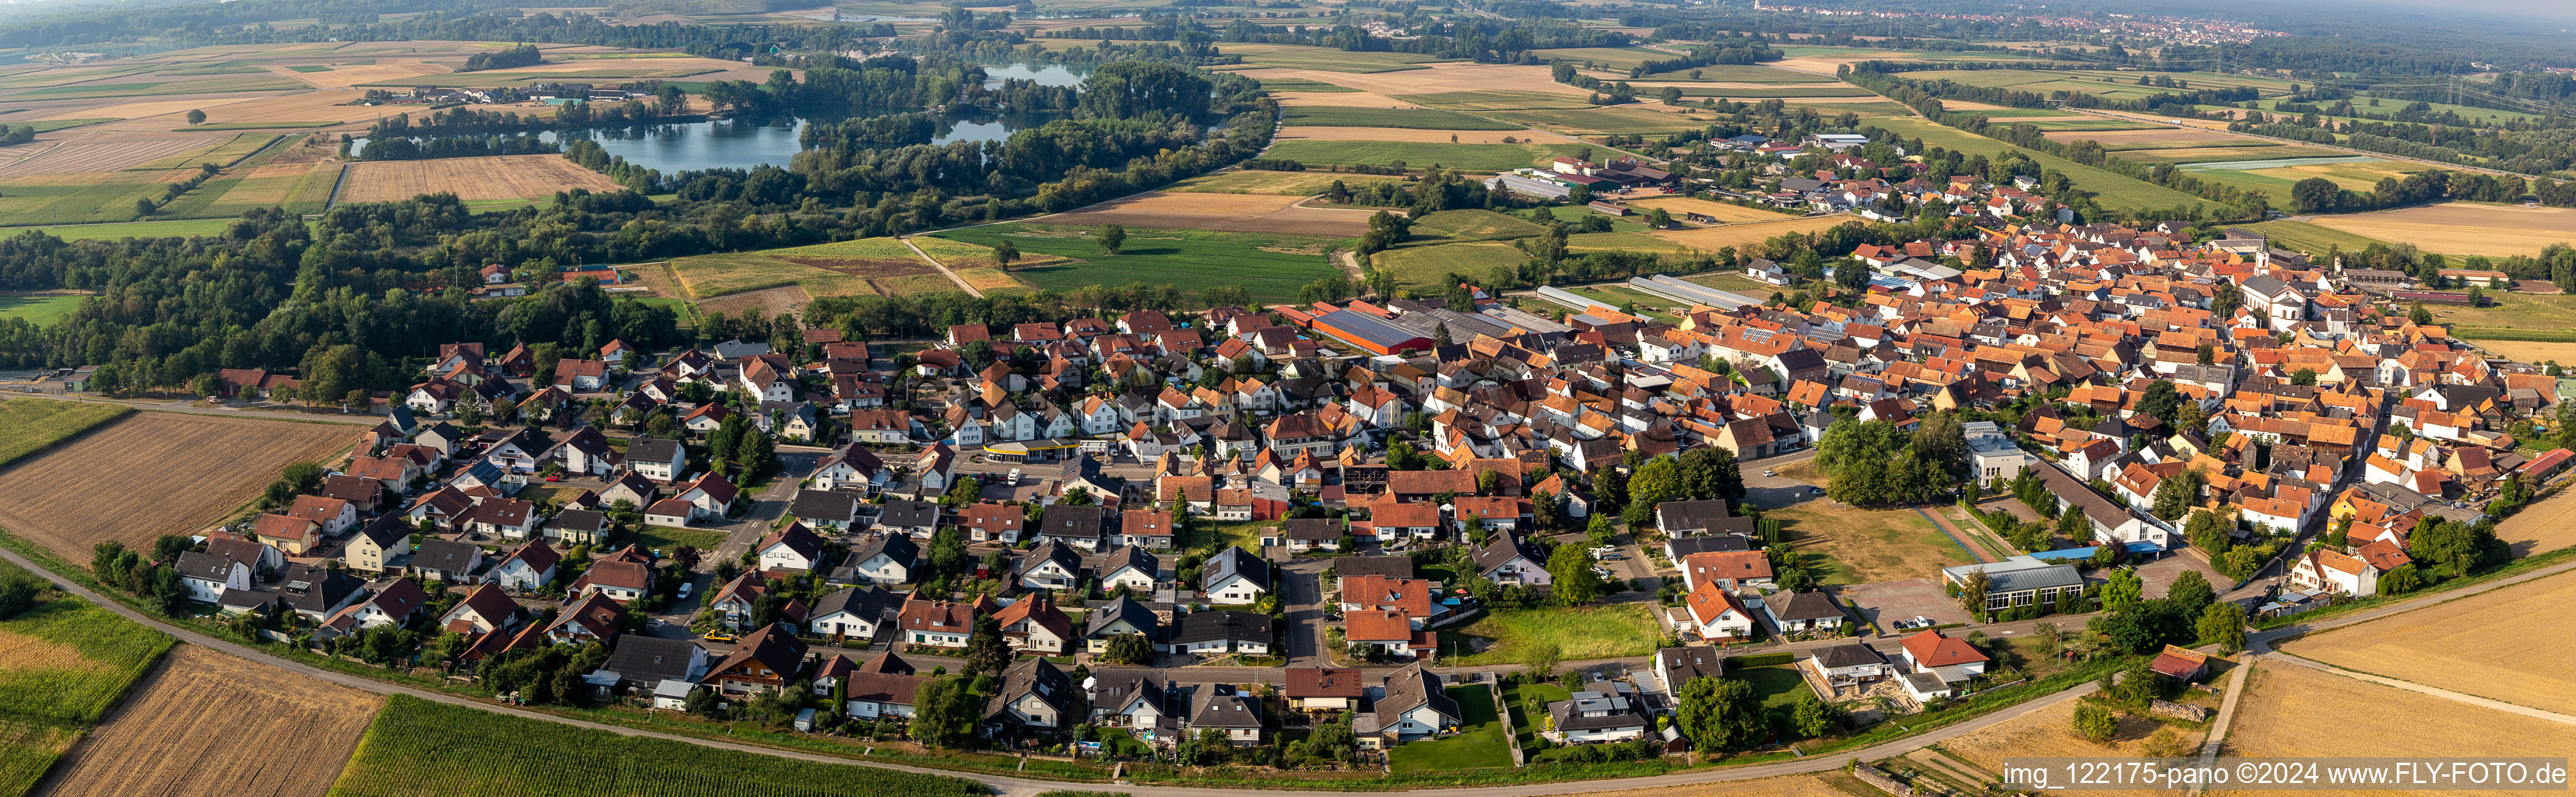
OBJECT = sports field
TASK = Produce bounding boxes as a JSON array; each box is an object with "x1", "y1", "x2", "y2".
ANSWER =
[{"x1": 930, "y1": 223, "x2": 1345, "y2": 301}]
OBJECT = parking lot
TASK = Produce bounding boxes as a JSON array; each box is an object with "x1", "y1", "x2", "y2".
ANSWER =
[{"x1": 1834, "y1": 578, "x2": 1972, "y2": 634}]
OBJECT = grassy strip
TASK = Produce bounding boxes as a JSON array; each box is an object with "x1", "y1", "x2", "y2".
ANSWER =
[
  {"x1": 2451, "y1": 327, "x2": 2576, "y2": 342},
  {"x1": 2253, "y1": 546, "x2": 2576, "y2": 631},
  {"x1": 1280, "y1": 106, "x2": 1520, "y2": 131}
]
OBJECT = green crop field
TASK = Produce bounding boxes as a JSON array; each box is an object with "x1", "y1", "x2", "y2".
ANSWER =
[
  {"x1": 2016, "y1": 118, "x2": 2160, "y2": 132},
  {"x1": 1371, "y1": 241, "x2": 1528, "y2": 290},
  {"x1": 0, "y1": 173, "x2": 195, "y2": 226},
  {"x1": 0, "y1": 553, "x2": 174, "y2": 796},
  {"x1": 132, "y1": 132, "x2": 280, "y2": 170},
  {"x1": 1566, "y1": 230, "x2": 1693, "y2": 255},
  {"x1": 2181, "y1": 158, "x2": 2425, "y2": 205},
  {"x1": 0, "y1": 294, "x2": 82, "y2": 326},
  {"x1": 0, "y1": 398, "x2": 128, "y2": 468},
  {"x1": 2243, "y1": 219, "x2": 2389, "y2": 255},
  {"x1": 286, "y1": 64, "x2": 335, "y2": 72},
  {"x1": 328, "y1": 695, "x2": 993, "y2": 797},
  {"x1": 153, "y1": 163, "x2": 338, "y2": 219},
  {"x1": 1165, "y1": 170, "x2": 1406, "y2": 195},
  {"x1": 1498, "y1": 106, "x2": 1705, "y2": 135},
  {"x1": 1868, "y1": 115, "x2": 2221, "y2": 214},
  {"x1": 7, "y1": 217, "x2": 240, "y2": 241},
  {"x1": 1529, "y1": 46, "x2": 1672, "y2": 71},
  {"x1": 1279, "y1": 106, "x2": 1518, "y2": 130},
  {"x1": 1263, "y1": 140, "x2": 1592, "y2": 172},
  {"x1": 1392, "y1": 90, "x2": 1595, "y2": 111},
  {"x1": 930, "y1": 224, "x2": 1344, "y2": 301},
  {"x1": 1641, "y1": 63, "x2": 1837, "y2": 83}
]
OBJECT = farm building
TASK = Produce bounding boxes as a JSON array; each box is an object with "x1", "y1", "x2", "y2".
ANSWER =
[{"x1": 1310, "y1": 310, "x2": 1434, "y2": 356}]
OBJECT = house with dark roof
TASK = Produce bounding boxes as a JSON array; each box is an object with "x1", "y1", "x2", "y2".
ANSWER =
[
  {"x1": 1168, "y1": 609, "x2": 1272, "y2": 656},
  {"x1": 1082, "y1": 595, "x2": 1160, "y2": 654},
  {"x1": 1193, "y1": 691, "x2": 1267, "y2": 745},
  {"x1": 702, "y1": 623, "x2": 808, "y2": 695},
  {"x1": 1202, "y1": 546, "x2": 1269, "y2": 605},
  {"x1": 1547, "y1": 690, "x2": 1651, "y2": 743},
  {"x1": 600, "y1": 634, "x2": 710, "y2": 690},
  {"x1": 1037, "y1": 504, "x2": 1115, "y2": 552},
  {"x1": 1651, "y1": 646, "x2": 1721, "y2": 698},
  {"x1": 1367, "y1": 662, "x2": 1461, "y2": 744},
  {"x1": 807, "y1": 585, "x2": 904, "y2": 640},
  {"x1": 983, "y1": 658, "x2": 1076, "y2": 739},
  {"x1": 1285, "y1": 667, "x2": 1368, "y2": 711},
  {"x1": 834, "y1": 534, "x2": 919, "y2": 587},
  {"x1": 1761, "y1": 590, "x2": 1848, "y2": 634},
  {"x1": 1471, "y1": 532, "x2": 1550, "y2": 587}
]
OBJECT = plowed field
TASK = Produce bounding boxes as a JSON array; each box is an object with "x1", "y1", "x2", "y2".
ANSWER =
[{"x1": 0, "y1": 412, "x2": 352, "y2": 560}]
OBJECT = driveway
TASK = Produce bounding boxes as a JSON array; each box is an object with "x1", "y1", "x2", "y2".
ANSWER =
[
  {"x1": 711, "y1": 448, "x2": 826, "y2": 566},
  {"x1": 1744, "y1": 449, "x2": 1822, "y2": 509},
  {"x1": 1836, "y1": 578, "x2": 1971, "y2": 634}
]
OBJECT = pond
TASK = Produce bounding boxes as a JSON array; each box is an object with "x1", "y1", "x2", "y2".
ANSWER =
[
  {"x1": 355, "y1": 110, "x2": 1059, "y2": 174},
  {"x1": 981, "y1": 60, "x2": 1093, "y2": 88}
]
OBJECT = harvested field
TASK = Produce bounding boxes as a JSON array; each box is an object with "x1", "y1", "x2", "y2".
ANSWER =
[
  {"x1": 1274, "y1": 126, "x2": 1531, "y2": 144},
  {"x1": 2284, "y1": 569, "x2": 2576, "y2": 717},
  {"x1": 1279, "y1": 106, "x2": 1514, "y2": 130},
  {"x1": 187, "y1": 90, "x2": 374, "y2": 127},
  {"x1": 1241, "y1": 62, "x2": 1582, "y2": 99},
  {"x1": 37, "y1": 646, "x2": 382, "y2": 797},
  {"x1": 1265, "y1": 139, "x2": 1590, "y2": 172},
  {"x1": 1165, "y1": 170, "x2": 1407, "y2": 195},
  {"x1": 0, "y1": 132, "x2": 227, "y2": 176},
  {"x1": 131, "y1": 132, "x2": 277, "y2": 170},
  {"x1": 1650, "y1": 213, "x2": 1859, "y2": 253},
  {"x1": 33, "y1": 97, "x2": 257, "y2": 122},
  {"x1": 1040, "y1": 191, "x2": 1371, "y2": 236},
  {"x1": 1938, "y1": 695, "x2": 2206, "y2": 797},
  {"x1": 0, "y1": 412, "x2": 352, "y2": 560},
  {"x1": 268, "y1": 61, "x2": 449, "y2": 89},
  {"x1": 2494, "y1": 484, "x2": 2576, "y2": 558},
  {"x1": 2304, "y1": 202, "x2": 2576, "y2": 258},
  {"x1": 2041, "y1": 126, "x2": 2241, "y2": 145},
  {"x1": 2467, "y1": 339, "x2": 2576, "y2": 369},
  {"x1": 1624, "y1": 195, "x2": 1798, "y2": 224},
  {"x1": 1498, "y1": 106, "x2": 1706, "y2": 135},
  {"x1": 2216, "y1": 663, "x2": 2576, "y2": 797},
  {"x1": 1395, "y1": 90, "x2": 1595, "y2": 111},
  {"x1": 339, "y1": 154, "x2": 621, "y2": 203}
]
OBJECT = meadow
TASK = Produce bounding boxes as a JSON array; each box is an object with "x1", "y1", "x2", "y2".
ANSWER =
[
  {"x1": 2238, "y1": 219, "x2": 2385, "y2": 255},
  {"x1": 1384, "y1": 685, "x2": 1511, "y2": 772},
  {"x1": 1165, "y1": 170, "x2": 1406, "y2": 195},
  {"x1": 1220, "y1": 43, "x2": 1445, "y2": 73},
  {"x1": 0, "y1": 560, "x2": 175, "y2": 795},
  {"x1": 3, "y1": 217, "x2": 243, "y2": 241},
  {"x1": 1499, "y1": 106, "x2": 1707, "y2": 135},
  {"x1": 929, "y1": 223, "x2": 1345, "y2": 301},
  {"x1": 1865, "y1": 115, "x2": 2220, "y2": 214},
  {"x1": 328, "y1": 695, "x2": 994, "y2": 797},
  {"x1": 2180, "y1": 157, "x2": 2423, "y2": 205},
  {"x1": 1372, "y1": 241, "x2": 1528, "y2": 290},
  {"x1": 0, "y1": 397, "x2": 128, "y2": 469},
  {"x1": 1279, "y1": 106, "x2": 1518, "y2": 130},
  {"x1": 1437, "y1": 604, "x2": 1662, "y2": 665},
  {"x1": 1262, "y1": 140, "x2": 1592, "y2": 172},
  {"x1": 0, "y1": 294, "x2": 82, "y2": 325}
]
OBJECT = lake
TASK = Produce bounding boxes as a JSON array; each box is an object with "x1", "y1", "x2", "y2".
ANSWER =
[{"x1": 355, "y1": 110, "x2": 1056, "y2": 174}]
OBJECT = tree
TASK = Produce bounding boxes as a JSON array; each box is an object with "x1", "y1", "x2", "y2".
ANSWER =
[
  {"x1": 1676, "y1": 676, "x2": 1764, "y2": 752},
  {"x1": 1104, "y1": 633, "x2": 1154, "y2": 665},
  {"x1": 2135, "y1": 381, "x2": 2184, "y2": 427},
  {"x1": 2289, "y1": 177, "x2": 2340, "y2": 213},
  {"x1": 1954, "y1": 568, "x2": 1991, "y2": 619},
  {"x1": 992, "y1": 240, "x2": 1020, "y2": 270},
  {"x1": 2151, "y1": 469, "x2": 2203, "y2": 521},
  {"x1": 1628, "y1": 455, "x2": 1684, "y2": 516},
  {"x1": 0, "y1": 571, "x2": 40, "y2": 619},
  {"x1": 2290, "y1": 368, "x2": 2318, "y2": 387},
  {"x1": 1790, "y1": 691, "x2": 1837, "y2": 738},
  {"x1": 2166, "y1": 569, "x2": 2215, "y2": 617},
  {"x1": 1096, "y1": 223, "x2": 1126, "y2": 255},
  {"x1": 2379, "y1": 563, "x2": 2422, "y2": 594},
  {"x1": 186, "y1": 109, "x2": 207, "y2": 125},
  {"x1": 963, "y1": 616, "x2": 1012, "y2": 675},
  {"x1": 910, "y1": 676, "x2": 976, "y2": 747},
  {"x1": 1678, "y1": 446, "x2": 1746, "y2": 503},
  {"x1": 1547, "y1": 545, "x2": 1605, "y2": 606},
  {"x1": 2409, "y1": 302, "x2": 2434, "y2": 326},
  {"x1": 2195, "y1": 601, "x2": 2246, "y2": 652},
  {"x1": 2071, "y1": 701, "x2": 2119, "y2": 744},
  {"x1": 2100, "y1": 568, "x2": 2145, "y2": 612}
]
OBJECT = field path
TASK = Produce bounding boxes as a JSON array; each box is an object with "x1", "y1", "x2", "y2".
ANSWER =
[
  {"x1": 897, "y1": 235, "x2": 984, "y2": 298},
  {"x1": 0, "y1": 539, "x2": 2113, "y2": 797},
  {"x1": 2262, "y1": 651, "x2": 2576, "y2": 728}
]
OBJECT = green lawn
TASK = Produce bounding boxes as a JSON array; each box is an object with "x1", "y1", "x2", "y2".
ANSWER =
[
  {"x1": 1263, "y1": 140, "x2": 1592, "y2": 173},
  {"x1": 1180, "y1": 519, "x2": 1267, "y2": 553},
  {"x1": 1501, "y1": 681, "x2": 1571, "y2": 746},
  {"x1": 928, "y1": 224, "x2": 1344, "y2": 302},
  {"x1": 1386, "y1": 684, "x2": 1511, "y2": 771},
  {"x1": 0, "y1": 294, "x2": 82, "y2": 325},
  {"x1": 1541, "y1": 205, "x2": 1649, "y2": 231},
  {"x1": 1730, "y1": 665, "x2": 1816, "y2": 714},
  {"x1": 1279, "y1": 107, "x2": 1518, "y2": 131},
  {"x1": 637, "y1": 525, "x2": 728, "y2": 555},
  {"x1": 1438, "y1": 604, "x2": 1662, "y2": 665},
  {"x1": 0, "y1": 398, "x2": 128, "y2": 469},
  {"x1": 1409, "y1": 209, "x2": 1546, "y2": 243},
  {"x1": 1865, "y1": 115, "x2": 2220, "y2": 215},
  {"x1": 1371, "y1": 241, "x2": 1529, "y2": 291}
]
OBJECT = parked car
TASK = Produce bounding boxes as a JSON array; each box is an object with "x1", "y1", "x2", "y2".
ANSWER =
[
  {"x1": 1762, "y1": 469, "x2": 1777, "y2": 477},
  {"x1": 676, "y1": 581, "x2": 694, "y2": 601}
]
